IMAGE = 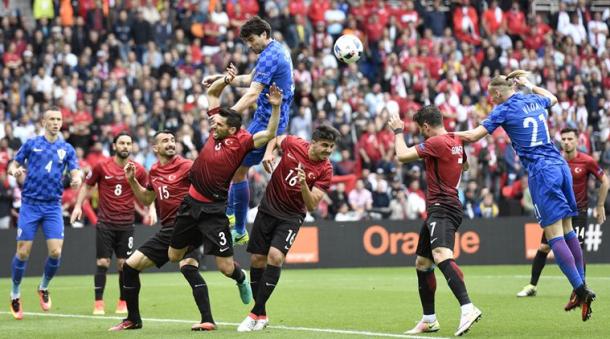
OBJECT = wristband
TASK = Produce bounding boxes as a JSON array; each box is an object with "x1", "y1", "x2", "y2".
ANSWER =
[{"x1": 393, "y1": 128, "x2": 403, "y2": 135}]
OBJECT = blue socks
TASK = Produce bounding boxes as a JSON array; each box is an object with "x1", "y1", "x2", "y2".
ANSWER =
[
  {"x1": 548, "y1": 236, "x2": 583, "y2": 289},
  {"x1": 231, "y1": 180, "x2": 250, "y2": 235},
  {"x1": 11, "y1": 256, "x2": 28, "y2": 299},
  {"x1": 40, "y1": 256, "x2": 61, "y2": 290},
  {"x1": 227, "y1": 184, "x2": 235, "y2": 216},
  {"x1": 564, "y1": 231, "x2": 585, "y2": 282}
]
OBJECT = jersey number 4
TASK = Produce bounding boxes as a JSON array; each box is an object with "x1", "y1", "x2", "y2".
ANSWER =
[
  {"x1": 523, "y1": 114, "x2": 551, "y2": 147},
  {"x1": 45, "y1": 160, "x2": 53, "y2": 173}
]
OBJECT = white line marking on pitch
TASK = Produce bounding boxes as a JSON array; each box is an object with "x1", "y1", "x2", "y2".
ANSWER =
[{"x1": 0, "y1": 311, "x2": 449, "y2": 339}]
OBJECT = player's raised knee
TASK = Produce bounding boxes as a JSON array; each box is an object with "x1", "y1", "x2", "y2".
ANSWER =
[
  {"x1": 167, "y1": 247, "x2": 184, "y2": 263},
  {"x1": 267, "y1": 247, "x2": 285, "y2": 267},
  {"x1": 96, "y1": 258, "x2": 111, "y2": 267}
]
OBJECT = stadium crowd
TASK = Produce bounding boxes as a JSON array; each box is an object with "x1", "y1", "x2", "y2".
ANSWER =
[{"x1": 0, "y1": 0, "x2": 609, "y2": 226}]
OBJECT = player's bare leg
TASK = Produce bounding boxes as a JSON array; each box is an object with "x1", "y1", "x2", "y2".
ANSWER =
[
  {"x1": 94, "y1": 258, "x2": 111, "y2": 315},
  {"x1": 108, "y1": 251, "x2": 153, "y2": 331},
  {"x1": 115, "y1": 258, "x2": 127, "y2": 314},
  {"x1": 38, "y1": 239, "x2": 63, "y2": 312},
  {"x1": 10, "y1": 240, "x2": 32, "y2": 320},
  {"x1": 406, "y1": 256, "x2": 441, "y2": 334},
  {"x1": 216, "y1": 256, "x2": 252, "y2": 304}
]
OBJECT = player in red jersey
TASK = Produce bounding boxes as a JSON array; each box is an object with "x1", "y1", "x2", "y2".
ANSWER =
[
  {"x1": 71, "y1": 133, "x2": 150, "y2": 315},
  {"x1": 236, "y1": 125, "x2": 339, "y2": 332},
  {"x1": 388, "y1": 106, "x2": 482, "y2": 336},
  {"x1": 108, "y1": 130, "x2": 212, "y2": 331},
  {"x1": 165, "y1": 69, "x2": 283, "y2": 330},
  {"x1": 517, "y1": 127, "x2": 608, "y2": 306}
]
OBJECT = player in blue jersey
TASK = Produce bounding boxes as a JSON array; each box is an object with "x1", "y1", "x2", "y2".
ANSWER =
[
  {"x1": 7, "y1": 108, "x2": 82, "y2": 320},
  {"x1": 457, "y1": 71, "x2": 596, "y2": 321},
  {"x1": 202, "y1": 16, "x2": 294, "y2": 245}
]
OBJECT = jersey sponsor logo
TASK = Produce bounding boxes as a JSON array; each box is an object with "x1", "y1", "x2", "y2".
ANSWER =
[
  {"x1": 152, "y1": 177, "x2": 161, "y2": 182},
  {"x1": 287, "y1": 153, "x2": 296, "y2": 160},
  {"x1": 265, "y1": 282, "x2": 276, "y2": 287},
  {"x1": 307, "y1": 172, "x2": 316, "y2": 180},
  {"x1": 219, "y1": 247, "x2": 230, "y2": 253},
  {"x1": 430, "y1": 238, "x2": 438, "y2": 244},
  {"x1": 224, "y1": 139, "x2": 234, "y2": 146},
  {"x1": 105, "y1": 175, "x2": 114, "y2": 179},
  {"x1": 451, "y1": 145, "x2": 463, "y2": 155},
  {"x1": 574, "y1": 167, "x2": 583, "y2": 174},
  {"x1": 57, "y1": 149, "x2": 66, "y2": 162},
  {"x1": 33, "y1": 148, "x2": 43, "y2": 152},
  {"x1": 284, "y1": 245, "x2": 290, "y2": 250}
]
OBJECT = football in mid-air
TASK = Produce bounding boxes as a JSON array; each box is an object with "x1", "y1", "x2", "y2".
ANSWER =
[{"x1": 333, "y1": 34, "x2": 363, "y2": 64}]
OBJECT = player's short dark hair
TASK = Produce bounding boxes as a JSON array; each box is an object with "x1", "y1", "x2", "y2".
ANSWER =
[
  {"x1": 560, "y1": 127, "x2": 578, "y2": 136},
  {"x1": 312, "y1": 124, "x2": 341, "y2": 142},
  {"x1": 239, "y1": 16, "x2": 271, "y2": 39},
  {"x1": 153, "y1": 130, "x2": 175, "y2": 144},
  {"x1": 218, "y1": 107, "x2": 242, "y2": 130},
  {"x1": 113, "y1": 132, "x2": 132, "y2": 144},
  {"x1": 413, "y1": 105, "x2": 443, "y2": 127}
]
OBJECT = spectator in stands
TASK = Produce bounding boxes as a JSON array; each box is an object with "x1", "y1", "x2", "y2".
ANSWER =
[
  {"x1": 348, "y1": 179, "x2": 372, "y2": 218},
  {"x1": 479, "y1": 191, "x2": 499, "y2": 218}
]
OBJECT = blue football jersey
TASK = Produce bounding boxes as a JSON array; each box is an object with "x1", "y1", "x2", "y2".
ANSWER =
[
  {"x1": 482, "y1": 93, "x2": 564, "y2": 173},
  {"x1": 14, "y1": 136, "x2": 79, "y2": 203},
  {"x1": 252, "y1": 40, "x2": 294, "y2": 129}
]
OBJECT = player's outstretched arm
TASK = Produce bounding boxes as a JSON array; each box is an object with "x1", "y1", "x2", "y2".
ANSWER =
[
  {"x1": 507, "y1": 70, "x2": 558, "y2": 106},
  {"x1": 388, "y1": 113, "x2": 420, "y2": 163},
  {"x1": 296, "y1": 163, "x2": 326, "y2": 212},
  {"x1": 262, "y1": 135, "x2": 287, "y2": 174},
  {"x1": 70, "y1": 183, "x2": 94, "y2": 224},
  {"x1": 455, "y1": 125, "x2": 489, "y2": 143},
  {"x1": 231, "y1": 77, "x2": 264, "y2": 113},
  {"x1": 205, "y1": 64, "x2": 238, "y2": 110},
  {"x1": 253, "y1": 83, "x2": 282, "y2": 149},
  {"x1": 229, "y1": 68, "x2": 255, "y2": 88},
  {"x1": 124, "y1": 162, "x2": 156, "y2": 206},
  {"x1": 596, "y1": 173, "x2": 609, "y2": 224}
]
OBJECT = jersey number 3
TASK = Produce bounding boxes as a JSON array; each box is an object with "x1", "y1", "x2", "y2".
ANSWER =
[{"x1": 523, "y1": 114, "x2": 551, "y2": 147}]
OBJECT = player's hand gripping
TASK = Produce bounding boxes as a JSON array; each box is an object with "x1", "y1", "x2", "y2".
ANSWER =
[
  {"x1": 9, "y1": 166, "x2": 24, "y2": 178},
  {"x1": 267, "y1": 82, "x2": 283, "y2": 107},
  {"x1": 506, "y1": 70, "x2": 531, "y2": 88},
  {"x1": 387, "y1": 112, "x2": 405, "y2": 132},
  {"x1": 262, "y1": 153, "x2": 275, "y2": 174},
  {"x1": 124, "y1": 162, "x2": 136, "y2": 181},
  {"x1": 596, "y1": 205, "x2": 606, "y2": 224}
]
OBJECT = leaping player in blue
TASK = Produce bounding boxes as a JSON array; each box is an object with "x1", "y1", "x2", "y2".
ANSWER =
[
  {"x1": 7, "y1": 108, "x2": 82, "y2": 320},
  {"x1": 202, "y1": 16, "x2": 294, "y2": 246},
  {"x1": 457, "y1": 70, "x2": 596, "y2": 321}
]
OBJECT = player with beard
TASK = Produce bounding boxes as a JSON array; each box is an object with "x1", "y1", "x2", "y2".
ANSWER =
[
  {"x1": 237, "y1": 125, "x2": 338, "y2": 332},
  {"x1": 164, "y1": 67, "x2": 282, "y2": 331},
  {"x1": 71, "y1": 133, "x2": 149, "y2": 315},
  {"x1": 108, "y1": 130, "x2": 212, "y2": 331}
]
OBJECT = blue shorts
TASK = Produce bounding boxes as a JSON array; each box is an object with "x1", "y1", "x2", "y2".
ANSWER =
[
  {"x1": 242, "y1": 118, "x2": 287, "y2": 167},
  {"x1": 17, "y1": 202, "x2": 64, "y2": 241},
  {"x1": 529, "y1": 164, "x2": 578, "y2": 227}
]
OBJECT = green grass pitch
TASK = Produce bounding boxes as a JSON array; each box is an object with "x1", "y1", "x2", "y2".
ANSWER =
[{"x1": 0, "y1": 265, "x2": 608, "y2": 338}]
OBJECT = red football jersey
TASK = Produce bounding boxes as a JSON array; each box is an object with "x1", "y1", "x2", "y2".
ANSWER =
[
  {"x1": 567, "y1": 152, "x2": 604, "y2": 211},
  {"x1": 415, "y1": 133, "x2": 465, "y2": 210},
  {"x1": 259, "y1": 136, "x2": 333, "y2": 221},
  {"x1": 190, "y1": 127, "x2": 254, "y2": 202},
  {"x1": 86, "y1": 158, "x2": 147, "y2": 227},
  {"x1": 147, "y1": 156, "x2": 192, "y2": 228}
]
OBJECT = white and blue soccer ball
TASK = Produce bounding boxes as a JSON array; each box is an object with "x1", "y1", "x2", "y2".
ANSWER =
[{"x1": 333, "y1": 34, "x2": 363, "y2": 64}]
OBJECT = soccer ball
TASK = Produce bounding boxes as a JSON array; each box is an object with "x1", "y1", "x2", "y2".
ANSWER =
[{"x1": 333, "y1": 34, "x2": 363, "y2": 64}]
